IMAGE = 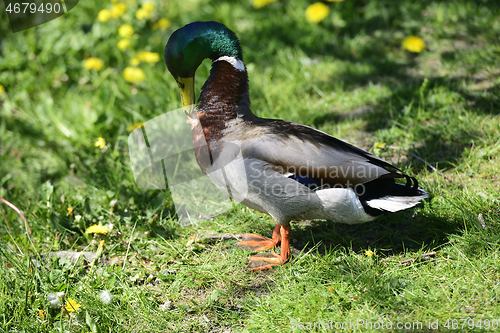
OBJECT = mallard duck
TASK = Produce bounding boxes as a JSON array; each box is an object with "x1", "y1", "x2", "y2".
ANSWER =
[{"x1": 164, "y1": 21, "x2": 427, "y2": 271}]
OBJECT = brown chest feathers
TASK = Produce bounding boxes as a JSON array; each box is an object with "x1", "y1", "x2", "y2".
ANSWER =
[{"x1": 190, "y1": 60, "x2": 251, "y2": 172}]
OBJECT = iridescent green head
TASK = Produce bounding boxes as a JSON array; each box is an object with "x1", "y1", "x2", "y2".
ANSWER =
[
  {"x1": 165, "y1": 21, "x2": 243, "y2": 111},
  {"x1": 165, "y1": 21, "x2": 243, "y2": 79}
]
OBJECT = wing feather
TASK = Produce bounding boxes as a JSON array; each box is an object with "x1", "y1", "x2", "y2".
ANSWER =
[{"x1": 236, "y1": 119, "x2": 405, "y2": 187}]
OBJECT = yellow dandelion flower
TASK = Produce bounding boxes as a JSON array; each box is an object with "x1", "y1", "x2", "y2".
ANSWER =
[
  {"x1": 83, "y1": 57, "x2": 104, "y2": 71},
  {"x1": 118, "y1": 24, "x2": 134, "y2": 38},
  {"x1": 402, "y1": 36, "x2": 425, "y2": 53},
  {"x1": 117, "y1": 39, "x2": 131, "y2": 51},
  {"x1": 126, "y1": 122, "x2": 144, "y2": 131},
  {"x1": 137, "y1": 51, "x2": 160, "y2": 63},
  {"x1": 67, "y1": 207, "x2": 73, "y2": 215},
  {"x1": 305, "y1": 2, "x2": 330, "y2": 23},
  {"x1": 95, "y1": 137, "x2": 106, "y2": 149},
  {"x1": 136, "y1": 8, "x2": 151, "y2": 20},
  {"x1": 0, "y1": 84, "x2": 5, "y2": 95},
  {"x1": 86, "y1": 224, "x2": 109, "y2": 234},
  {"x1": 142, "y1": 2, "x2": 155, "y2": 12},
  {"x1": 96, "y1": 239, "x2": 106, "y2": 258},
  {"x1": 110, "y1": 3, "x2": 127, "y2": 18},
  {"x1": 97, "y1": 9, "x2": 111, "y2": 22},
  {"x1": 64, "y1": 298, "x2": 81, "y2": 313},
  {"x1": 375, "y1": 142, "x2": 387, "y2": 149},
  {"x1": 123, "y1": 67, "x2": 145, "y2": 83},
  {"x1": 152, "y1": 18, "x2": 171, "y2": 31},
  {"x1": 253, "y1": 0, "x2": 277, "y2": 9},
  {"x1": 130, "y1": 57, "x2": 140, "y2": 66},
  {"x1": 365, "y1": 250, "x2": 374, "y2": 257},
  {"x1": 38, "y1": 309, "x2": 45, "y2": 319}
]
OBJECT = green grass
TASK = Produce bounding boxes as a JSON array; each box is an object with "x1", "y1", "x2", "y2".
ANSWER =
[{"x1": 1, "y1": 0, "x2": 500, "y2": 331}]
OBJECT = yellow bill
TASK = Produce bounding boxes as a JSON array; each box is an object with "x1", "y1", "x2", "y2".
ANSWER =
[{"x1": 176, "y1": 77, "x2": 195, "y2": 116}]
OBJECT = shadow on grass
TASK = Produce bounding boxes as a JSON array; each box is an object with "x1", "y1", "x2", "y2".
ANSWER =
[{"x1": 290, "y1": 209, "x2": 460, "y2": 257}]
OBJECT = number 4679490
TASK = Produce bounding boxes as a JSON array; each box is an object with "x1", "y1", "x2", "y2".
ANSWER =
[
  {"x1": 6, "y1": 2, "x2": 61, "y2": 14},
  {"x1": 443, "y1": 319, "x2": 499, "y2": 330}
]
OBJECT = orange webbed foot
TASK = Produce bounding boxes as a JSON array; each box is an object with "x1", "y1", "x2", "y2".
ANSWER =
[
  {"x1": 236, "y1": 234, "x2": 278, "y2": 252},
  {"x1": 238, "y1": 225, "x2": 292, "y2": 271},
  {"x1": 235, "y1": 225, "x2": 281, "y2": 252},
  {"x1": 247, "y1": 252, "x2": 287, "y2": 271}
]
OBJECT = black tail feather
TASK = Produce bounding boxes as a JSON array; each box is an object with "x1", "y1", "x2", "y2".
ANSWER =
[{"x1": 358, "y1": 176, "x2": 427, "y2": 217}]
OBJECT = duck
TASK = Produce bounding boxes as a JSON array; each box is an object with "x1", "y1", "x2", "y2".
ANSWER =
[{"x1": 164, "y1": 21, "x2": 428, "y2": 271}]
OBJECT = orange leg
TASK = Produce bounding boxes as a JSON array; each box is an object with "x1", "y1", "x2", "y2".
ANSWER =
[
  {"x1": 236, "y1": 224, "x2": 281, "y2": 252},
  {"x1": 246, "y1": 225, "x2": 291, "y2": 271}
]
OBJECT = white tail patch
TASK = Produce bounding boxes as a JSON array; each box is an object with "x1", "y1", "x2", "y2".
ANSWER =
[
  {"x1": 315, "y1": 188, "x2": 376, "y2": 224},
  {"x1": 367, "y1": 194, "x2": 428, "y2": 213},
  {"x1": 213, "y1": 56, "x2": 246, "y2": 72}
]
